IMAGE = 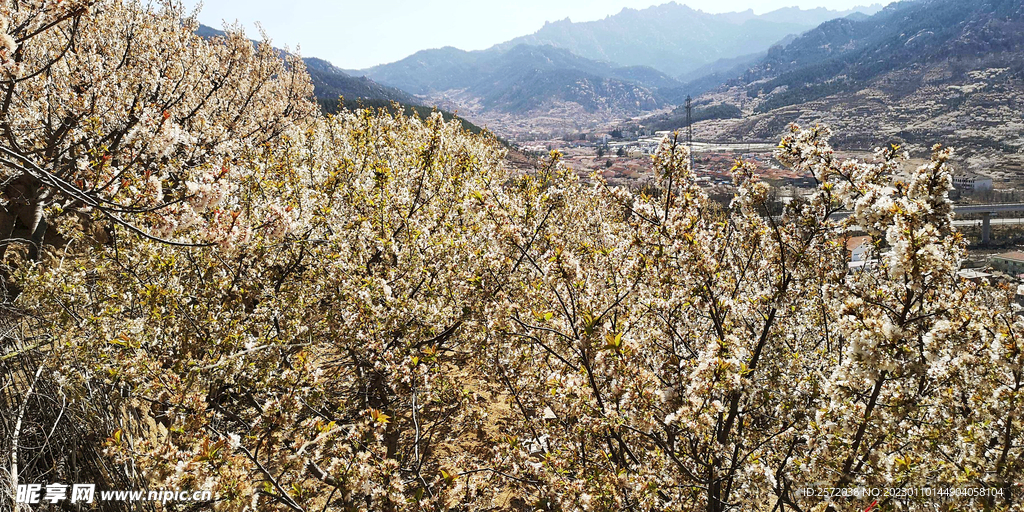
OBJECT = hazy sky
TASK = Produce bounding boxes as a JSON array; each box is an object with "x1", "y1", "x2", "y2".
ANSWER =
[{"x1": 182, "y1": 0, "x2": 887, "y2": 70}]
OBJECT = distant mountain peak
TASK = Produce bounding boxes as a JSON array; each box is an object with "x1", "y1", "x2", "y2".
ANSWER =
[
  {"x1": 491, "y1": 2, "x2": 884, "y2": 78},
  {"x1": 620, "y1": 2, "x2": 699, "y2": 16},
  {"x1": 543, "y1": 17, "x2": 572, "y2": 26}
]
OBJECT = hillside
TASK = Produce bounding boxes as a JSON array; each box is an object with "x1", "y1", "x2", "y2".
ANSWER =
[
  {"x1": 745, "y1": 0, "x2": 1024, "y2": 108},
  {"x1": 195, "y1": 25, "x2": 488, "y2": 134},
  {"x1": 494, "y1": 2, "x2": 883, "y2": 78},
  {"x1": 196, "y1": 25, "x2": 413, "y2": 107},
  {"x1": 354, "y1": 46, "x2": 482, "y2": 96},
  {"x1": 682, "y1": 0, "x2": 1024, "y2": 176},
  {"x1": 359, "y1": 44, "x2": 676, "y2": 116},
  {"x1": 302, "y1": 57, "x2": 416, "y2": 106}
]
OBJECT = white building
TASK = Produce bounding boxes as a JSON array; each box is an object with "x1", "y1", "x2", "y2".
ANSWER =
[
  {"x1": 847, "y1": 236, "x2": 872, "y2": 262},
  {"x1": 953, "y1": 172, "x2": 994, "y2": 193}
]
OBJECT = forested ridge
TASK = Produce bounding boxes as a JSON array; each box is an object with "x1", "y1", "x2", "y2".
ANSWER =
[{"x1": 0, "y1": 2, "x2": 1022, "y2": 511}]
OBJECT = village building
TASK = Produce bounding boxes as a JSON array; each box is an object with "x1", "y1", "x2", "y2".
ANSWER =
[
  {"x1": 957, "y1": 269, "x2": 993, "y2": 282},
  {"x1": 952, "y1": 172, "x2": 994, "y2": 194},
  {"x1": 847, "y1": 236, "x2": 872, "y2": 263},
  {"x1": 990, "y1": 251, "x2": 1024, "y2": 276}
]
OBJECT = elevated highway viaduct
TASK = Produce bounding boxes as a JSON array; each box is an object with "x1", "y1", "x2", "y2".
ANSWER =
[{"x1": 828, "y1": 203, "x2": 1024, "y2": 243}]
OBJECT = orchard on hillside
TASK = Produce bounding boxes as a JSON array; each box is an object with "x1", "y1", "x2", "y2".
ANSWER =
[{"x1": 1, "y1": 1, "x2": 1021, "y2": 511}]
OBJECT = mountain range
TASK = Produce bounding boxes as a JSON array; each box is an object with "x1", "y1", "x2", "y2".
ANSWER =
[
  {"x1": 195, "y1": 4, "x2": 887, "y2": 130},
  {"x1": 745, "y1": 0, "x2": 1024, "y2": 111},
  {"x1": 356, "y1": 44, "x2": 675, "y2": 116},
  {"x1": 353, "y1": 3, "x2": 884, "y2": 119},
  {"x1": 671, "y1": 0, "x2": 1024, "y2": 175},
  {"x1": 495, "y1": 3, "x2": 883, "y2": 79},
  {"x1": 196, "y1": 0, "x2": 1024, "y2": 174}
]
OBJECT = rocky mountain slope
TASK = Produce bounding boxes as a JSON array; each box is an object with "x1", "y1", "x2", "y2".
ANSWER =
[
  {"x1": 746, "y1": 0, "x2": 1024, "y2": 110},
  {"x1": 681, "y1": 0, "x2": 1024, "y2": 176}
]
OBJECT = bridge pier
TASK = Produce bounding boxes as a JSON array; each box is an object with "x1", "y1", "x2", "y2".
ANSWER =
[{"x1": 981, "y1": 212, "x2": 992, "y2": 244}]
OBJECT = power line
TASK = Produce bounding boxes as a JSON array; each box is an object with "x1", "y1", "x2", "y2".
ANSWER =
[{"x1": 685, "y1": 95, "x2": 694, "y2": 170}]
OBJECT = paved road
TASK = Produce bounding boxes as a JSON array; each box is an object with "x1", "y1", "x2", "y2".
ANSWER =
[
  {"x1": 832, "y1": 204, "x2": 1024, "y2": 221},
  {"x1": 954, "y1": 203, "x2": 1024, "y2": 214},
  {"x1": 954, "y1": 217, "x2": 1024, "y2": 227}
]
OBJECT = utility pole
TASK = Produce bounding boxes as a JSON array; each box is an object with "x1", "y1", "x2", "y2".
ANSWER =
[{"x1": 685, "y1": 95, "x2": 694, "y2": 170}]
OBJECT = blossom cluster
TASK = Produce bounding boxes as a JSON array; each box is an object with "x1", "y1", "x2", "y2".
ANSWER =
[{"x1": 1, "y1": 2, "x2": 1022, "y2": 512}]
